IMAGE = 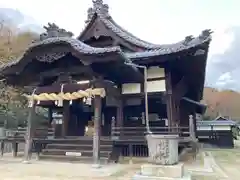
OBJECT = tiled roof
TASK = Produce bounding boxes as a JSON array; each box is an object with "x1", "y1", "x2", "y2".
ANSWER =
[
  {"x1": 125, "y1": 32, "x2": 211, "y2": 59},
  {"x1": 0, "y1": 1, "x2": 212, "y2": 75},
  {"x1": 29, "y1": 37, "x2": 121, "y2": 54},
  {"x1": 100, "y1": 18, "x2": 163, "y2": 49},
  {"x1": 0, "y1": 37, "x2": 122, "y2": 71},
  {"x1": 80, "y1": 0, "x2": 212, "y2": 51},
  {"x1": 0, "y1": 32, "x2": 211, "y2": 72},
  {"x1": 79, "y1": 0, "x2": 174, "y2": 49}
]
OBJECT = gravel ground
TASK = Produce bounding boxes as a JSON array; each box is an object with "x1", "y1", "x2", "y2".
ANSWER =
[
  {"x1": 1, "y1": 142, "x2": 240, "y2": 180},
  {"x1": 0, "y1": 155, "x2": 140, "y2": 180}
]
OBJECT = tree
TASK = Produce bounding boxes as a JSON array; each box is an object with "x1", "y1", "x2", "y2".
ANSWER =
[
  {"x1": 203, "y1": 87, "x2": 240, "y2": 120},
  {"x1": 0, "y1": 21, "x2": 40, "y2": 127}
]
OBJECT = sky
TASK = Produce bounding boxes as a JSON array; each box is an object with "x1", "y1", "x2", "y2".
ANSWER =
[{"x1": 0, "y1": 0, "x2": 240, "y2": 89}]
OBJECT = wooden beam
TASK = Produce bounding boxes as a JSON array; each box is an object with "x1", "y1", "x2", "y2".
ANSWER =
[{"x1": 40, "y1": 66, "x2": 90, "y2": 78}]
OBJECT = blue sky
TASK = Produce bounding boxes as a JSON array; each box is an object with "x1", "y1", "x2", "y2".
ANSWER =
[{"x1": 0, "y1": 0, "x2": 239, "y2": 89}]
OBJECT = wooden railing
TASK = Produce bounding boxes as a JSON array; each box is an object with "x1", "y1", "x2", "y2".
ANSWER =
[
  {"x1": 110, "y1": 126, "x2": 194, "y2": 158},
  {"x1": 0, "y1": 127, "x2": 54, "y2": 157},
  {"x1": 111, "y1": 126, "x2": 190, "y2": 139},
  {"x1": 5, "y1": 127, "x2": 54, "y2": 139}
]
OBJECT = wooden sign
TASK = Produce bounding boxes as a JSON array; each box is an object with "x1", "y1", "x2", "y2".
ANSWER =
[{"x1": 65, "y1": 152, "x2": 82, "y2": 157}]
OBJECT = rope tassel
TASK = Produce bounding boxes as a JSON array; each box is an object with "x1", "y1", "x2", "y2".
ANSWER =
[{"x1": 28, "y1": 88, "x2": 37, "y2": 107}]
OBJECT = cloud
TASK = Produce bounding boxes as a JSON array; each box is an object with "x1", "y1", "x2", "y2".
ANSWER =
[
  {"x1": 215, "y1": 72, "x2": 235, "y2": 88},
  {"x1": 206, "y1": 26, "x2": 240, "y2": 90}
]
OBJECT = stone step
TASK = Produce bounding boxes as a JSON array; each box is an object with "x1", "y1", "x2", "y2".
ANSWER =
[
  {"x1": 39, "y1": 154, "x2": 110, "y2": 164},
  {"x1": 42, "y1": 149, "x2": 111, "y2": 158},
  {"x1": 40, "y1": 138, "x2": 113, "y2": 145}
]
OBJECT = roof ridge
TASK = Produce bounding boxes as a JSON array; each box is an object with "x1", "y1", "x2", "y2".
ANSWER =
[
  {"x1": 80, "y1": 0, "x2": 178, "y2": 49},
  {"x1": 79, "y1": 1, "x2": 213, "y2": 51}
]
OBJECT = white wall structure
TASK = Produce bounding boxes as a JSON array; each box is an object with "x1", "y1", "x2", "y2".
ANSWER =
[
  {"x1": 147, "y1": 66, "x2": 166, "y2": 92},
  {"x1": 122, "y1": 83, "x2": 141, "y2": 94},
  {"x1": 197, "y1": 125, "x2": 231, "y2": 131},
  {"x1": 121, "y1": 66, "x2": 166, "y2": 94}
]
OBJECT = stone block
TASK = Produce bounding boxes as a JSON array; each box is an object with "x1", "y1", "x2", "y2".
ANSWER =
[
  {"x1": 146, "y1": 134, "x2": 179, "y2": 165},
  {"x1": 141, "y1": 163, "x2": 184, "y2": 178}
]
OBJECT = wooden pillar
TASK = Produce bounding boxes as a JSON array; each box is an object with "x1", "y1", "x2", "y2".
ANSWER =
[
  {"x1": 193, "y1": 113, "x2": 197, "y2": 137},
  {"x1": 23, "y1": 102, "x2": 36, "y2": 162},
  {"x1": 175, "y1": 101, "x2": 181, "y2": 133},
  {"x1": 62, "y1": 100, "x2": 70, "y2": 137},
  {"x1": 111, "y1": 116, "x2": 116, "y2": 137},
  {"x1": 93, "y1": 95, "x2": 102, "y2": 164},
  {"x1": 48, "y1": 108, "x2": 53, "y2": 128},
  {"x1": 165, "y1": 69, "x2": 175, "y2": 130},
  {"x1": 116, "y1": 99, "x2": 123, "y2": 127}
]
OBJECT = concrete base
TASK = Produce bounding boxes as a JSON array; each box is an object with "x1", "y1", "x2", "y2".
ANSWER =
[{"x1": 132, "y1": 163, "x2": 191, "y2": 180}]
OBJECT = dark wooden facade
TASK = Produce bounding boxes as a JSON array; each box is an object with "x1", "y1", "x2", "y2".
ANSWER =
[
  {"x1": 197, "y1": 120, "x2": 236, "y2": 148},
  {"x1": 0, "y1": 0, "x2": 212, "y2": 162}
]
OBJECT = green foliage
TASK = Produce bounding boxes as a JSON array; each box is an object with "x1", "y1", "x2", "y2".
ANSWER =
[
  {"x1": 0, "y1": 82, "x2": 27, "y2": 127},
  {"x1": 0, "y1": 82, "x2": 48, "y2": 128}
]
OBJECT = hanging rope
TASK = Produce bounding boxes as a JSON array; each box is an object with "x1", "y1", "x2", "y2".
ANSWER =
[{"x1": 24, "y1": 88, "x2": 106, "y2": 101}]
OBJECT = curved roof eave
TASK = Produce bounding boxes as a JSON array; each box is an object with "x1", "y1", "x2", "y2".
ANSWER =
[
  {"x1": 125, "y1": 33, "x2": 212, "y2": 59},
  {"x1": 0, "y1": 37, "x2": 122, "y2": 73}
]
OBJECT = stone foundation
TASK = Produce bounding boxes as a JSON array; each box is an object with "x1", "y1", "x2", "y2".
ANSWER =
[
  {"x1": 134, "y1": 134, "x2": 192, "y2": 179},
  {"x1": 141, "y1": 163, "x2": 184, "y2": 178},
  {"x1": 133, "y1": 163, "x2": 191, "y2": 180}
]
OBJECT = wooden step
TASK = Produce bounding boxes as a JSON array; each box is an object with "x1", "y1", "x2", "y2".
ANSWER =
[
  {"x1": 42, "y1": 149, "x2": 111, "y2": 158},
  {"x1": 39, "y1": 154, "x2": 109, "y2": 164},
  {"x1": 36, "y1": 138, "x2": 113, "y2": 145},
  {"x1": 46, "y1": 143, "x2": 112, "y2": 151}
]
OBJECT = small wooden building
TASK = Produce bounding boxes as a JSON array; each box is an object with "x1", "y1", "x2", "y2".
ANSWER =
[
  {"x1": 0, "y1": 0, "x2": 212, "y2": 162},
  {"x1": 197, "y1": 120, "x2": 236, "y2": 148}
]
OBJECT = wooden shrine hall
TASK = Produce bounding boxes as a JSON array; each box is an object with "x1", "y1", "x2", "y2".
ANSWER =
[{"x1": 0, "y1": 0, "x2": 212, "y2": 163}]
